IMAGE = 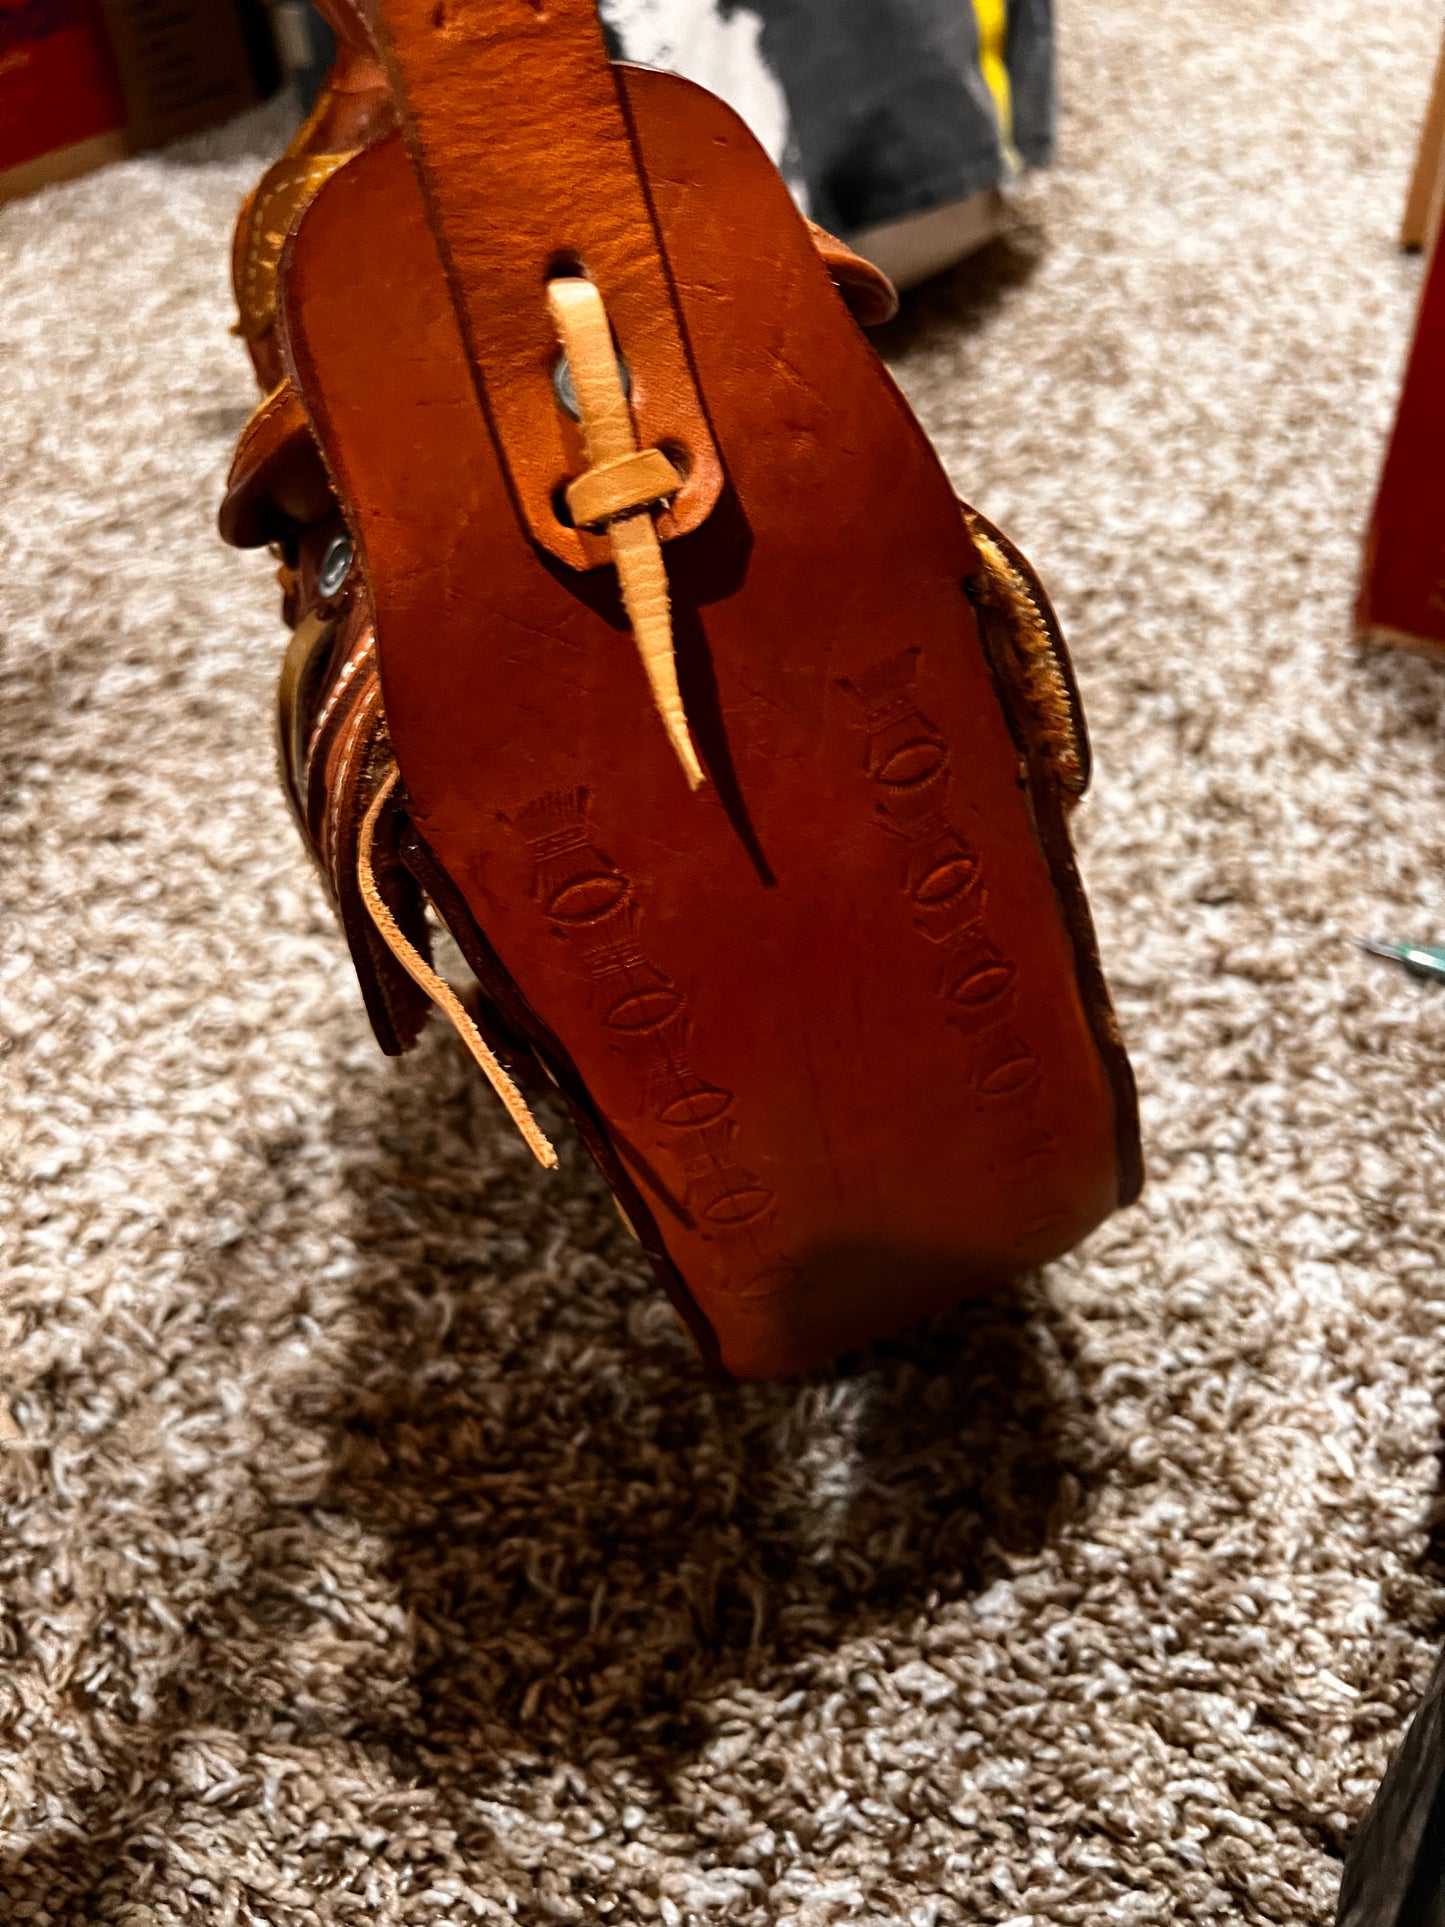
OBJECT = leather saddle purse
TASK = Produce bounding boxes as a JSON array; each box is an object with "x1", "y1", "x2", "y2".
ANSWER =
[{"x1": 220, "y1": 0, "x2": 1141, "y2": 1378}]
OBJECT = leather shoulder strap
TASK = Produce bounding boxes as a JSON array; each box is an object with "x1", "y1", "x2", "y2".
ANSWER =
[{"x1": 361, "y1": 0, "x2": 723, "y2": 570}]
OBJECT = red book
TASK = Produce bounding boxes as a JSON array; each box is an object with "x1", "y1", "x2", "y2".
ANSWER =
[
  {"x1": 1357, "y1": 233, "x2": 1445, "y2": 653},
  {"x1": 0, "y1": 0, "x2": 126, "y2": 174}
]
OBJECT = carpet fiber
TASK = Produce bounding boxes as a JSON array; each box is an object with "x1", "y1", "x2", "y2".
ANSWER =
[{"x1": 4, "y1": 2, "x2": 1445, "y2": 1921}]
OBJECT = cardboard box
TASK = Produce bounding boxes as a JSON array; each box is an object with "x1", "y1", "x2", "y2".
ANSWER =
[{"x1": 0, "y1": 0, "x2": 278, "y2": 204}]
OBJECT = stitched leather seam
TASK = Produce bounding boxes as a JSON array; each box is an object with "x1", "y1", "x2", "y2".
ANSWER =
[
  {"x1": 306, "y1": 629, "x2": 377, "y2": 773},
  {"x1": 238, "y1": 154, "x2": 354, "y2": 340},
  {"x1": 304, "y1": 645, "x2": 377, "y2": 853},
  {"x1": 325, "y1": 674, "x2": 382, "y2": 878}
]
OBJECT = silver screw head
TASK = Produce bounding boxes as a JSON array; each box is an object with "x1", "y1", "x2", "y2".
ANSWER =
[
  {"x1": 317, "y1": 530, "x2": 353, "y2": 600},
  {"x1": 552, "y1": 352, "x2": 631, "y2": 420}
]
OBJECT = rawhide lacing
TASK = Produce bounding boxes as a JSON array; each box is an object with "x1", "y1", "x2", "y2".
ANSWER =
[
  {"x1": 546, "y1": 277, "x2": 705, "y2": 790},
  {"x1": 357, "y1": 767, "x2": 559, "y2": 1169}
]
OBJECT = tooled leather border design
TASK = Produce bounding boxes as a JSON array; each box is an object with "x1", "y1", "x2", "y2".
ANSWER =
[
  {"x1": 511, "y1": 788, "x2": 776, "y2": 1240},
  {"x1": 840, "y1": 647, "x2": 1071, "y2": 1242}
]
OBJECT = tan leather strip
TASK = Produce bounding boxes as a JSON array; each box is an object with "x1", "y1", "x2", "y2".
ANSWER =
[
  {"x1": 565, "y1": 446, "x2": 679, "y2": 530},
  {"x1": 606, "y1": 511, "x2": 703, "y2": 790},
  {"x1": 357, "y1": 769, "x2": 559, "y2": 1170},
  {"x1": 359, "y1": 0, "x2": 723, "y2": 571},
  {"x1": 548, "y1": 277, "x2": 704, "y2": 788}
]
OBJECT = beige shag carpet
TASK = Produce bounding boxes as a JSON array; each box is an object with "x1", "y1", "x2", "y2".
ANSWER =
[{"x1": 4, "y1": 1, "x2": 1445, "y2": 1921}]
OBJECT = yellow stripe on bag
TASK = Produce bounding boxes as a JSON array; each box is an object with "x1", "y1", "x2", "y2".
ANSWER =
[{"x1": 972, "y1": 0, "x2": 1018, "y2": 164}]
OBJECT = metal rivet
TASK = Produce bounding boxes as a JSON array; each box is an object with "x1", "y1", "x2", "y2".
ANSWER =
[
  {"x1": 552, "y1": 351, "x2": 631, "y2": 421},
  {"x1": 317, "y1": 531, "x2": 352, "y2": 599}
]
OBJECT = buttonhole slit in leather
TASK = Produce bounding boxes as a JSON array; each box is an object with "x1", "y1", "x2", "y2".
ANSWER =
[
  {"x1": 672, "y1": 598, "x2": 775, "y2": 889},
  {"x1": 544, "y1": 251, "x2": 587, "y2": 285},
  {"x1": 658, "y1": 440, "x2": 693, "y2": 483}
]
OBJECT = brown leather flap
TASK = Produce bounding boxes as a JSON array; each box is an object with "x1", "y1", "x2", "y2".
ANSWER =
[
  {"x1": 360, "y1": 0, "x2": 724, "y2": 571},
  {"x1": 219, "y1": 381, "x2": 333, "y2": 548},
  {"x1": 808, "y1": 223, "x2": 899, "y2": 327}
]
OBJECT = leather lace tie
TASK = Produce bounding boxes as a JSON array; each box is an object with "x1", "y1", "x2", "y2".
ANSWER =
[
  {"x1": 547, "y1": 277, "x2": 706, "y2": 789},
  {"x1": 357, "y1": 766, "x2": 559, "y2": 1169}
]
